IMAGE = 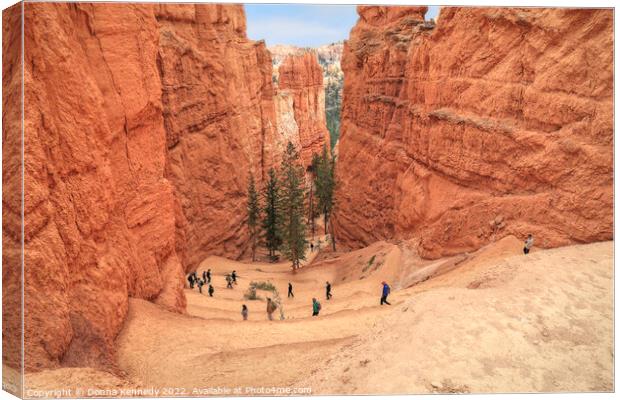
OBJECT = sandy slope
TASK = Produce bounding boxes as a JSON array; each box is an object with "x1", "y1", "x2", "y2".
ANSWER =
[{"x1": 21, "y1": 237, "x2": 613, "y2": 395}]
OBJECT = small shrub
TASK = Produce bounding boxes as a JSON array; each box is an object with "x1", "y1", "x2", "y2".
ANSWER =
[
  {"x1": 363, "y1": 255, "x2": 376, "y2": 272},
  {"x1": 244, "y1": 286, "x2": 261, "y2": 301},
  {"x1": 247, "y1": 281, "x2": 278, "y2": 294}
]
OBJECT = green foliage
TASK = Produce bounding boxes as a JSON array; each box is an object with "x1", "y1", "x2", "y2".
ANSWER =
[
  {"x1": 247, "y1": 174, "x2": 261, "y2": 261},
  {"x1": 262, "y1": 168, "x2": 282, "y2": 261},
  {"x1": 363, "y1": 255, "x2": 376, "y2": 272},
  {"x1": 250, "y1": 281, "x2": 278, "y2": 292},
  {"x1": 315, "y1": 145, "x2": 336, "y2": 235},
  {"x1": 325, "y1": 75, "x2": 343, "y2": 148},
  {"x1": 243, "y1": 286, "x2": 261, "y2": 300},
  {"x1": 279, "y1": 142, "x2": 308, "y2": 270}
]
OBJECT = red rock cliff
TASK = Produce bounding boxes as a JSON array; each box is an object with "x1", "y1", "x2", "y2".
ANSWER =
[
  {"x1": 334, "y1": 6, "x2": 613, "y2": 258},
  {"x1": 277, "y1": 53, "x2": 331, "y2": 167},
  {"x1": 156, "y1": 4, "x2": 281, "y2": 268},
  {"x1": 7, "y1": 2, "x2": 281, "y2": 372}
]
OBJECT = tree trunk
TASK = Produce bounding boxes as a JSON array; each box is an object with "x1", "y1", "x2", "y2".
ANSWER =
[
  {"x1": 309, "y1": 185, "x2": 315, "y2": 240},
  {"x1": 329, "y1": 218, "x2": 337, "y2": 251},
  {"x1": 251, "y1": 234, "x2": 256, "y2": 261},
  {"x1": 324, "y1": 212, "x2": 328, "y2": 235}
]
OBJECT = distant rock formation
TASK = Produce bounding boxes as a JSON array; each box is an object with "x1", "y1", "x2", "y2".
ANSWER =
[
  {"x1": 277, "y1": 53, "x2": 331, "y2": 168},
  {"x1": 270, "y1": 43, "x2": 343, "y2": 149},
  {"x1": 333, "y1": 6, "x2": 613, "y2": 258}
]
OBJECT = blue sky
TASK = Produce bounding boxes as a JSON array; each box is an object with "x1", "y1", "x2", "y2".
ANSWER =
[{"x1": 245, "y1": 5, "x2": 440, "y2": 47}]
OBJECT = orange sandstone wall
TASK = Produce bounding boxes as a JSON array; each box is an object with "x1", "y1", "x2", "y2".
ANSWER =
[
  {"x1": 2, "y1": 3, "x2": 24, "y2": 379},
  {"x1": 11, "y1": 2, "x2": 281, "y2": 372},
  {"x1": 333, "y1": 6, "x2": 613, "y2": 258},
  {"x1": 156, "y1": 4, "x2": 281, "y2": 268}
]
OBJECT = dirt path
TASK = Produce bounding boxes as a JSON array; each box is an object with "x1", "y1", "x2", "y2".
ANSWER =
[{"x1": 22, "y1": 237, "x2": 613, "y2": 395}]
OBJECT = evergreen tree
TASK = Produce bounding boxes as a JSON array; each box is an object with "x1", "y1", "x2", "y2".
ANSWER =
[
  {"x1": 280, "y1": 142, "x2": 307, "y2": 270},
  {"x1": 315, "y1": 145, "x2": 336, "y2": 236},
  {"x1": 262, "y1": 168, "x2": 282, "y2": 262},
  {"x1": 246, "y1": 174, "x2": 261, "y2": 261},
  {"x1": 308, "y1": 152, "x2": 321, "y2": 238}
]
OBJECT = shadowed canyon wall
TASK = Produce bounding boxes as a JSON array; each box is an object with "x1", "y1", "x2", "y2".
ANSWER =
[
  {"x1": 333, "y1": 6, "x2": 613, "y2": 258},
  {"x1": 4, "y1": 2, "x2": 305, "y2": 372}
]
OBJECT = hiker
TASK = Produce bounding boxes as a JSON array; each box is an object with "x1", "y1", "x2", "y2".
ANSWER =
[
  {"x1": 197, "y1": 278, "x2": 204, "y2": 294},
  {"x1": 380, "y1": 281, "x2": 391, "y2": 305},
  {"x1": 231, "y1": 270, "x2": 238, "y2": 284},
  {"x1": 208, "y1": 284, "x2": 214, "y2": 297},
  {"x1": 325, "y1": 281, "x2": 332, "y2": 300},
  {"x1": 524, "y1": 234, "x2": 534, "y2": 254},
  {"x1": 206, "y1": 269, "x2": 212, "y2": 283},
  {"x1": 241, "y1": 305, "x2": 249, "y2": 321},
  {"x1": 187, "y1": 274, "x2": 194, "y2": 289},
  {"x1": 202, "y1": 270, "x2": 207, "y2": 283},
  {"x1": 312, "y1": 298, "x2": 321, "y2": 316},
  {"x1": 310, "y1": 243, "x2": 314, "y2": 252},
  {"x1": 226, "y1": 274, "x2": 233, "y2": 289},
  {"x1": 288, "y1": 282, "x2": 294, "y2": 298},
  {"x1": 266, "y1": 298, "x2": 278, "y2": 321}
]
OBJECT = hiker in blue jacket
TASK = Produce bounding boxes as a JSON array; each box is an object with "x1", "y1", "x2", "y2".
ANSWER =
[{"x1": 381, "y1": 281, "x2": 391, "y2": 305}]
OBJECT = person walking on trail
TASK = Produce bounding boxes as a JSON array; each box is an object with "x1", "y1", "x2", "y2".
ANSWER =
[
  {"x1": 197, "y1": 279, "x2": 204, "y2": 294},
  {"x1": 208, "y1": 284, "x2": 214, "y2": 297},
  {"x1": 241, "y1": 304, "x2": 249, "y2": 321},
  {"x1": 380, "y1": 281, "x2": 391, "y2": 305},
  {"x1": 206, "y1": 269, "x2": 212, "y2": 283},
  {"x1": 266, "y1": 298, "x2": 278, "y2": 321},
  {"x1": 187, "y1": 274, "x2": 194, "y2": 289},
  {"x1": 312, "y1": 298, "x2": 321, "y2": 316},
  {"x1": 202, "y1": 270, "x2": 207, "y2": 283},
  {"x1": 226, "y1": 274, "x2": 233, "y2": 289},
  {"x1": 523, "y1": 234, "x2": 534, "y2": 254},
  {"x1": 310, "y1": 243, "x2": 314, "y2": 252},
  {"x1": 288, "y1": 282, "x2": 294, "y2": 298},
  {"x1": 231, "y1": 270, "x2": 238, "y2": 285},
  {"x1": 325, "y1": 281, "x2": 332, "y2": 300}
]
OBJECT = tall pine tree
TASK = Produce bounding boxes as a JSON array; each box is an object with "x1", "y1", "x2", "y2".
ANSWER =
[
  {"x1": 246, "y1": 174, "x2": 261, "y2": 261},
  {"x1": 315, "y1": 145, "x2": 335, "y2": 236},
  {"x1": 262, "y1": 168, "x2": 282, "y2": 262},
  {"x1": 280, "y1": 142, "x2": 307, "y2": 270}
]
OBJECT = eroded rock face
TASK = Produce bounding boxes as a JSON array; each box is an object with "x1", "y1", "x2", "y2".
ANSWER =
[
  {"x1": 277, "y1": 53, "x2": 331, "y2": 168},
  {"x1": 156, "y1": 4, "x2": 281, "y2": 268},
  {"x1": 2, "y1": 2, "x2": 24, "y2": 376},
  {"x1": 11, "y1": 2, "x2": 282, "y2": 372},
  {"x1": 334, "y1": 6, "x2": 613, "y2": 258},
  {"x1": 20, "y1": 2, "x2": 186, "y2": 372}
]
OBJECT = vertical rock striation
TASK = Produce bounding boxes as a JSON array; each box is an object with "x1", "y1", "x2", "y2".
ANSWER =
[
  {"x1": 334, "y1": 6, "x2": 613, "y2": 258},
  {"x1": 20, "y1": 2, "x2": 186, "y2": 372},
  {"x1": 2, "y1": 3, "x2": 24, "y2": 379},
  {"x1": 155, "y1": 4, "x2": 281, "y2": 268},
  {"x1": 7, "y1": 2, "x2": 284, "y2": 372}
]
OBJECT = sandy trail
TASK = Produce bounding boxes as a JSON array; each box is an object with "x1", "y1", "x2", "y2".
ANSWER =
[{"x1": 22, "y1": 237, "x2": 613, "y2": 395}]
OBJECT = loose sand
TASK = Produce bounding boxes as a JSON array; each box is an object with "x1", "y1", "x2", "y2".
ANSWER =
[{"x1": 19, "y1": 237, "x2": 613, "y2": 395}]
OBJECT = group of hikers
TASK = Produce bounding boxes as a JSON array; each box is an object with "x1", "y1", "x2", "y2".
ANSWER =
[
  {"x1": 187, "y1": 268, "x2": 239, "y2": 297},
  {"x1": 186, "y1": 234, "x2": 535, "y2": 321},
  {"x1": 187, "y1": 268, "x2": 241, "y2": 297},
  {"x1": 187, "y1": 268, "x2": 393, "y2": 321}
]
